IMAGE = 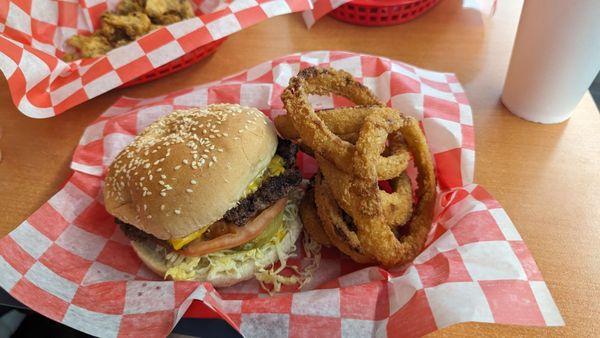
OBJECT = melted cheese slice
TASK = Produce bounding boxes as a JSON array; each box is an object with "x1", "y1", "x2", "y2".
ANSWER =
[{"x1": 168, "y1": 155, "x2": 286, "y2": 250}]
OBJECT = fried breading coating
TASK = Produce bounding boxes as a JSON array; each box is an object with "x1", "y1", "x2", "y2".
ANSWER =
[
  {"x1": 313, "y1": 174, "x2": 374, "y2": 264},
  {"x1": 66, "y1": 34, "x2": 112, "y2": 59},
  {"x1": 101, "y1": 12, "x2": 152, "y2": 39},
  {"x1": 281, "y1": 68, "x2": 410, "y2": 180},
  {"x1": 351, "y1": 115, "x2": 436, "y2": 267},
  {"x1": 152, "y1": 13, "x2": 184, "y2": 25},
  {"x1": 299, "y1": 187, "x2": 331, "y2": 246},
  {"x1": 116, "y1": 0, "x2": 145, "y2": 14},
  {"x1": 145, "y1": 0, "x2": 194, "y2": 20}
]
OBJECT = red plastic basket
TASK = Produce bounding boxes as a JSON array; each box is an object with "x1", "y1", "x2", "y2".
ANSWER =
[
  {"x1": 330, "y1": 0, "x2": 440, "y2": 26},
  {"x1": 120, "y1": 37, "x2": 227, "y2": 88}
]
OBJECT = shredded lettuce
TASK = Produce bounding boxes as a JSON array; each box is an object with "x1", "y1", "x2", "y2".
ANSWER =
[{"x1": 163, "y1": 192, "x2": 321, "y2": 292}]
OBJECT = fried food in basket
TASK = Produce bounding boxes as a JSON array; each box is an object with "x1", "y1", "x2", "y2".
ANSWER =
[
  {"x1": 279, "y1": 66, "x2": 437, "y2": 267},
  {"x1": 281, "y1": 68, "x2": 411, "y2": 180},
  {"x1": 102, "y1": 12, "x2": 152, "y2": 40},
  {"x1": 313, "y1": 174, "x2": 374, "y2": 264},
  {"x1": 275, "y1": 106, "x2": 375, "y2": 140},
  {"x1": 317, "y1": 154, "x2": 414, "y2": 231},
  {"x1": 63, "y1": 35, "x2": 112, "y2": 61},
  {"x1": 116, "y1": 0, "x2": 145, "y2": 14},
  {"x1": 348, "y1": 113, "x2": 436, "y2": 266},
  {"x1": 299, "y1": 187, "x2": 331, "y2": 246},
  {"x1": 63, "y1": 0, "x2": 195, "y2": 60},
  {"x1": 146, "y1": 0, "x2": 195, "y2": 24}
]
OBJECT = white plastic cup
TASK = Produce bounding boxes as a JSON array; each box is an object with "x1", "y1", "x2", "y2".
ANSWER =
[{"x1": 501, "y1": 0, "x2": 600, "y2": 124}]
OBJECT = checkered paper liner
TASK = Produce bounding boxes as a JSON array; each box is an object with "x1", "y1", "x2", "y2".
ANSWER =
[
  {"x1": 0, "y1": 0, "x2": 312, "y2": 118},
  {"x1": 0, "y1": 51, "x2": 563, "y2": 337}
]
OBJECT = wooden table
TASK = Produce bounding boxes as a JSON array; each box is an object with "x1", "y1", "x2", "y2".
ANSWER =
[{"x1": 1, "y1": 0, "x2": 599, "y2": 336}]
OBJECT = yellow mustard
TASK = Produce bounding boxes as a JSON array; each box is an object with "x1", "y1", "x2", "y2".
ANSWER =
[
  {"x1": 169, "y1": 226, "x2": 210, "y2": 250},
  {"x1": 241, "y1": 155, "x2": 285, "y2": 197},
  {"x1": 168, "y1": 155, "x2": 286, "y2": 250}
]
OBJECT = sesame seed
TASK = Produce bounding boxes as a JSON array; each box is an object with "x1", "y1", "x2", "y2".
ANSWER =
[
  {"x1": 183, "y1": 159, "x2": 189, "y2": 164},
  {"x1": 144, "y1": 163, "x2": 151, "y2": 169},
  {"x1": 191, "y1": 180, "x2": 197, "y2": 185},
  {"x1": 174, "y1": 165, "x2": 181, "y2": 170},
  {"x1": 174, "y1": 209, "x2": 181, "y2": 215},
  {"x1": 156, "y1": 168, "x2": 163, "y2": 172},
  {"x1": 186, "y1": 188, "x2": 193, "y2": 193},
  {"x1": 209, "y1": 161, "x2": 214, "y2": 167},
  {"x1": 147, "y1": 215, "x2": 152, "y2": 219},
  {"x1": 160, "y1": 205, "x2": 165, "y2": 210},
  {"x1": 161, "y1": 174, "x2": 167, "y2": 179},
  {"x1": 160, "y1": 192, "x2": 167, "y2": 197}
]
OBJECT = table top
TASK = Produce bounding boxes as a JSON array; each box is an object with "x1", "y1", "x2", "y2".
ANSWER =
[{"x1": 1, "y1": 0, "x2": 599, "y2": 336}]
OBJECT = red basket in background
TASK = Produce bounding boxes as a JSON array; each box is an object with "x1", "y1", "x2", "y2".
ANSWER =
[
  {"x1": 330, "y1": 0, "x2": 440, "y2": 26},
  {"x1": 120, "y1": 38, "x2": 227, "y2": 88}
]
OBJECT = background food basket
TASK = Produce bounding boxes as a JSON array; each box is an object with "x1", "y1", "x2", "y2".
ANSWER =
[{"x1": 329, "y1": 0, "x2": 440, "y2": 26}]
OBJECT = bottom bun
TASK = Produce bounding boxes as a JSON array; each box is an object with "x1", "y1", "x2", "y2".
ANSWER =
[{"x1": 131, "y1": 198, "x2": 302, "y2": 288}]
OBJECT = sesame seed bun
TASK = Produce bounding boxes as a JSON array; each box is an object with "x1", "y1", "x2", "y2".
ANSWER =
[{"x1": 104, "y1": 104, "x2": 278, "y2": 240}]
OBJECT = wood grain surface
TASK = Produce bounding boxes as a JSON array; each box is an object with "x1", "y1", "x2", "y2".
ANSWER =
[{"x1": 1, "y1": 0, "x2": 599, "y2": 336}]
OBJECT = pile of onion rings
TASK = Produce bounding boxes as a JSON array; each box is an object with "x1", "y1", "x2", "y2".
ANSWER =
[{"x1": 278, "y1": 67, "x2": 437, "y2": 267}]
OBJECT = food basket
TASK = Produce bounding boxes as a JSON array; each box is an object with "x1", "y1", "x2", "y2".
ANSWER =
[
  {"x1": 329, "y1": 0, "x2": 440, "y2": 26},
  {"x1": 119, "y1": 38, "x2": 227, "y2": 88}
]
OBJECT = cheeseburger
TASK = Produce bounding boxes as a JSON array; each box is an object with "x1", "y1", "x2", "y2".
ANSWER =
[{"x1": 104, "y1": 104, "x2": 303, "y2": 287}]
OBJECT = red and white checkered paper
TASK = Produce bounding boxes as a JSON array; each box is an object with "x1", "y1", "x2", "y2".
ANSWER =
[
  {"x1": 0, "y1": 51, "x2": 563, "y2": 337},
  {"x1": 0, "y1": 0, "x2": 312, "y2": 118}
]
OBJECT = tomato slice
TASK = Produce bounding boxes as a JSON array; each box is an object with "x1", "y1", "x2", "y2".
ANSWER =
[{"x1": 179, "y1": 198, "x2": 288, "y2": 257}]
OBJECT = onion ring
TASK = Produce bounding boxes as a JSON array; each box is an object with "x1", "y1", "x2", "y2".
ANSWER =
[
  {"x1": 274, "y1": 106, "x2": 376, "y2": 140},
  {"x1": 313, "y1": 174, "x2": 374, "y2": 264},
  {"x1": 299, "y1": 187, "x2": 331, "y2": 246},
  {"x1": 351, "y1": 115, "x2": 436, "y2": 267},
  {"x1": 317, "y1": 154, "x2": 414, "y2": 229},
  {"x1": 281, "y1": 67, "x2": 409, "y2": 180}
]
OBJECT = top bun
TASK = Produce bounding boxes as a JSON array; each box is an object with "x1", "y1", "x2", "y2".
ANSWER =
[{"x1": 104, "y1": 104, "x2": 278, "y2": 240}]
